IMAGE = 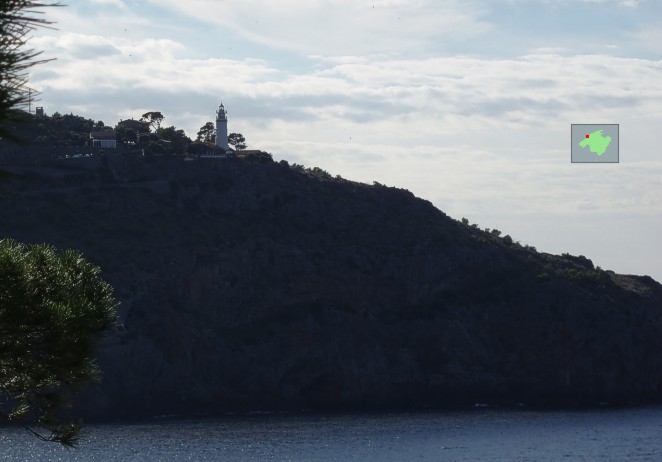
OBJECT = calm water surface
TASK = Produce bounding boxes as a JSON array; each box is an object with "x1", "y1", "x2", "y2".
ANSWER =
[{"x1": 2, "y1": 406, "x2": 662, "y2": 461}]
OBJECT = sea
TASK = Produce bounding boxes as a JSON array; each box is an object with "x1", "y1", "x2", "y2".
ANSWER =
[{"x1": 2, "y1": 406, "x2": 662, "y2": 461}]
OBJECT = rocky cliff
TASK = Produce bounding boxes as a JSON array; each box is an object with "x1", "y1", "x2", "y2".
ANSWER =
[{"x1": 1, "y1": 153, "x2": 661, "y2": 419}]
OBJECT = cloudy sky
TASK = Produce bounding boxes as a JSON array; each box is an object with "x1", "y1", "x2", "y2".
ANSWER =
[{"x1": 29, "y1": 0, "x2": 662, "y2": 280}]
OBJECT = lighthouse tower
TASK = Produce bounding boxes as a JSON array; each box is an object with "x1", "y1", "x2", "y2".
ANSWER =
[{"x1": 215, "y1": 102, "x2": 229, "y2": 150}]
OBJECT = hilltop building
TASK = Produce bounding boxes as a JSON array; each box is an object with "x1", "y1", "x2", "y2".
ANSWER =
[
  {"x1": 200, "y1": 102, "x2": 260, "y2": 158},
  {"x1": 216, "y1": 102, "x2": 229, "y2": 150},
  {"x1": 90, "y1": 130, "x2": 117, "y2": 148}
]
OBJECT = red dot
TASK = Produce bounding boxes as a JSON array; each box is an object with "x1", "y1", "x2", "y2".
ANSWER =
[{"x1": 585, "y1": 134, "x2": 590, "y2": 138}]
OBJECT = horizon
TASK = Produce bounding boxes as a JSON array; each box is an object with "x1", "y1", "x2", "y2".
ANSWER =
[{"x1": 26, "y1": 0, "x2": 662, "y2": 281}]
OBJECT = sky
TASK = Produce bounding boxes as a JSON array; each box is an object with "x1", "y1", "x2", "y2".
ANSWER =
[{"x1": 27, "y1": 0, "x2": 662, "y2": 281}]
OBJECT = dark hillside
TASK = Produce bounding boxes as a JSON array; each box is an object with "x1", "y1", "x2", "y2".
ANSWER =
[{"x1": 1, "y1": 153, "x2": 661, "y2": 419}]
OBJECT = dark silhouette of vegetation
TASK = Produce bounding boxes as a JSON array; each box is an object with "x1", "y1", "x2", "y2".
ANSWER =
[
  {"x1": 228, "y1": 132, "x2": 246, "y2": 150},
  {"x1": 143, "y1": 139, "x2": 166, "y2": 156},
  {"x1": 187, "y1": 140, "x2": 210, "y2": 155},
  {"x1": 140, "y1": 111, "x2": 164, "y2": 132},
  {"x1": 0, "y1": 239, "x2": 117, "y2": 446},
  {"x1": 196, "y1": 122, "x2": 215, "y2": 143},
  {"x1": 2, "y1": 109, "x2": 196, "y2": 156},
  {"x1": 244, "y1": 150, "x2": 273, "y2": 164},
  {"x1": 114, "y1": 119, "x2": 149, "y2": 146},
  {"x1": 25, "y1": 111, "x2": 96, "y2": 146},
  {"x1": 156, "y1": 125, "x2": 190, "y2": 155}
]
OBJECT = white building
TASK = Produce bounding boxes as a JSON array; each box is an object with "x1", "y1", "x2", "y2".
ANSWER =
[
  {"x1": 89, "y1": 130, "x2": 117, "y2": 148},
  {"x1": 215, "y1": 102, "x2": 229, "y2": 150}
]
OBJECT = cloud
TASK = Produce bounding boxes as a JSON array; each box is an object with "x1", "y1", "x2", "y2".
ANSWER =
[
  {"x1": 88, "y1": 0, "x2": 125, "y2": 6},
  {"x1": 503, "y1": 0, "x2": 642, "y2": 5},
  {"x1": 585, "y1": 0, "x2": 642, "y2": 5},
  {"x1": 32, "y1": 33, "x2": 122, "y2": 59},
  {"x1": 628, "y1": 27, "x2": 662, "y2": 57},
  {"x1": 152, "y1": 0, "x2": 492, "y2": 56}
]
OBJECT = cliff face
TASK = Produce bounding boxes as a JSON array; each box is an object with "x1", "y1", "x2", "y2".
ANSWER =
[{"x1": 1, "y1": 153, "x2": 661, "y2": 419}]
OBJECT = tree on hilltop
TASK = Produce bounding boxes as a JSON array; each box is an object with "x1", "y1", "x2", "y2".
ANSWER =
[
  {"x1": 115, "y1": 125, "x2": 137, "y2": 145},
  {"x1": 196, "y1": 121, "x2": 216, "y2": 143},
  {"x1": 140, "y1": 111, "x2": 164, "y2": 132},
  {"x1": 157, "y1": 125, "x2": 191, "y2": 155},
  {"x1": 228, "y1": 132, "x2": 246, "y2": 150}
]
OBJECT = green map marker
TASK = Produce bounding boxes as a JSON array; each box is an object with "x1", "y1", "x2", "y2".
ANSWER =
[{"x1": 579, "y1": 129, "x2": 611, "y2": 156}]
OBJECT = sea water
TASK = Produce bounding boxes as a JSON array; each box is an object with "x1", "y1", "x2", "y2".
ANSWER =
[{"x1": 2, "y1": 406, "x2": 662, "y2": 461}]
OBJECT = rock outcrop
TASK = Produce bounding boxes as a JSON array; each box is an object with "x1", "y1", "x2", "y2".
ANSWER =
[{"x1": 1, "y1": 153, "x2": 661, "y2": 419}]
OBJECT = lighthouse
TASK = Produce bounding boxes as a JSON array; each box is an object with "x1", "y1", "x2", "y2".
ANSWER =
[{"x1": 215, "y1": 102, "x2": 228, "y2": 149}]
